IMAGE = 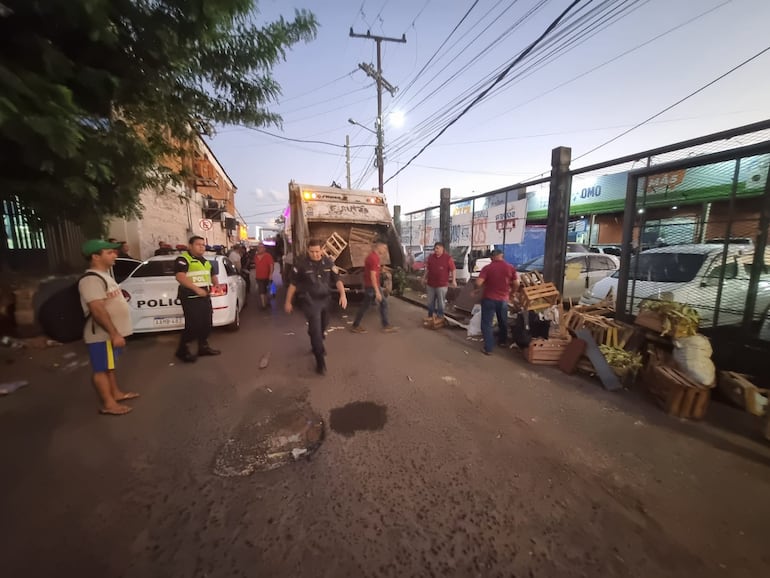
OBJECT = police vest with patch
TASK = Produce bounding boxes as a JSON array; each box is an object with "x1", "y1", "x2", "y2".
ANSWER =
[{"x1": 181, "y1": 252, "x2": 212, "y2": 287}]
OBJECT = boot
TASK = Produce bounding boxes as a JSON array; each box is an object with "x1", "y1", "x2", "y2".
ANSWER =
[
  {"x1": 315, "y1": 353, "x2": 326, "y2": 375},
  {"x1": 175, "y1": 347, "x2": 197, "y2": 363},
  {"x1": 198, "y1": 343, "x2": 221, "y2": 356}
]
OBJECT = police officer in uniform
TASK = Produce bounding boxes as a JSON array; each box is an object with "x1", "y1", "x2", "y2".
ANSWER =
[
  {"x1": 284, "y1": 239, "x2": 348, "y2": 375},
  {"x1": 174, "y1": 235, "x2": 221, "y2": 362}
]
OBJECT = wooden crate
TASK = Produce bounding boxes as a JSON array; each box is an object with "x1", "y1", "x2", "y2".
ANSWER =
[
  {"x1": 422, "y1": 315, "x2": 446, "y2": 330},
  {"x1": 645, "y1": 365, "x2": 711, "y2": 419},
  {"x1": 526, "y1": 337, "x2": 571, "y2": 365},
  {"x1": 521, "y1": 282, "x2": 560, "y2": 312}
]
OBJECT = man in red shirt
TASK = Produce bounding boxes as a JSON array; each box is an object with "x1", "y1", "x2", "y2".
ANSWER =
[
  {"x1": 422, "y1": 242, "x2": 456, "y2": 319},
  {"x1": 253, "y1": 242, "x2": 275, "y2": 309},
  {"x1": 475, "y1": 250, "x2": 519, "y2": 355},
  {"x1": 351, "y1": 240, "x2": 398, "y2": 333}
]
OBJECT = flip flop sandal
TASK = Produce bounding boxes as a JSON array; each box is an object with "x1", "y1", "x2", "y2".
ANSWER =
[
  {"x1": 99, "y1": 406, "x2": 133, "y2": 416},
  {"x1": 116, "y1": 392, "x2": 140, "y2": 401}
]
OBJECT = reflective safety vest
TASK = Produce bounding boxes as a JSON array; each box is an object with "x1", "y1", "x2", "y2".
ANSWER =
[{"x1": 181, "y1": 252, "x2": 212, "y2": 287}]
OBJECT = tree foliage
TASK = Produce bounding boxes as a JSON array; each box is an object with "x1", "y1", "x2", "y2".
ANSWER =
[{"x1": 0, "y1": 0, "x2": 317, "y2": 231}]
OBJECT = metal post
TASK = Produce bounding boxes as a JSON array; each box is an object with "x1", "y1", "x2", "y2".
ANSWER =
[
  {"x1": 440, "y1": 188, "x2": 451, "y2": 249},
  {"x1": 542, "y1": 147, "x2": 572, "y2": 294},
  {"x1": 712, "y1": 159, "x2": 741, "y2": 328},
  {"x1": 616, "y1": 173, "x2": 641, "y2": 322},
  {"x1": 744, "y1": 159, "x2": 770, "y2": 329}
]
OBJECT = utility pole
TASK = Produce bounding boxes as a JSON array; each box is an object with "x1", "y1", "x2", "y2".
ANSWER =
[
  {"x1": 345, "y1": 134, "x2": 351, "y2": 189},
  {"x1": 349, "y1": 28, "x2": 406, "y2": 195}
]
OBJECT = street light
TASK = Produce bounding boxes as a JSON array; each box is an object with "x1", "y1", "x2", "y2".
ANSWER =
[{"x1": 348, "y1": 117, "x2": 384, "y2": 195}]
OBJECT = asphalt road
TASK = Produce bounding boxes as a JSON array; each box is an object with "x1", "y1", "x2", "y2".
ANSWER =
[{"x1": 1, "y1": 293, "x2": 769, "y2": 578}]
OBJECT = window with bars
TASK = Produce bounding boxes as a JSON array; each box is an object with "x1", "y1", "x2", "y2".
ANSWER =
[{"x1": 2, "y1": 197, "x2": 46, "y2": 250}]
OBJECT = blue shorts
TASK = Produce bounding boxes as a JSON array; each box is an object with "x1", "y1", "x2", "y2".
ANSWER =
[{"x1": 87, "y1": 341, "x2": 123, "y2": 373}]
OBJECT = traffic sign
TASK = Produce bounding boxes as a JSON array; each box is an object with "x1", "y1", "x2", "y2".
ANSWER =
[{"x1": 198, "y1": 218, "x2": 213, "y2": 231}]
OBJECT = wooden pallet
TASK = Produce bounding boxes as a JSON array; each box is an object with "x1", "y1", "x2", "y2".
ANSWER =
[
  {"x1": 349, "y1": 226, "x2": 377, "y2": 244},
  {"x1": 322, "y1": 232, "x2": 347, "y2": 261},
  {"x1": 519, "y1": 271, "x2": 545, "y2": 287},
  {"x1": 521, "y1": 282, "x2": 560, "y2": 312}
]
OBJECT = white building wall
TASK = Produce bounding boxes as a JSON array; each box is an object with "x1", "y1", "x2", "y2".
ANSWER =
[{"x1": 108, "y1": 186, "x2": 235, "y2": 260}]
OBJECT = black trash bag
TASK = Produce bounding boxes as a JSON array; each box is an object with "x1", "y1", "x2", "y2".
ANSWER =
[{"x1": 512, "y1": 311, "x2": 551, "y2": 348}]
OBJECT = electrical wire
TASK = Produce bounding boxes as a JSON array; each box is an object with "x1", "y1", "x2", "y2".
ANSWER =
[
  {"x1": 384, "y1": 0, "x2": 586, "y2": 184},
  {"x1": 478, "y1": 0, "x2": 730, "y2": 127},
  {"x1": 573, "y1": 43, "x2": 770, "y2": 163},
  {"x1": 386, "y1": 0, "x2": 645, "y2": 161},
  {"x1": 234, "y1": 125, "x2": 373, "y2": 149}
]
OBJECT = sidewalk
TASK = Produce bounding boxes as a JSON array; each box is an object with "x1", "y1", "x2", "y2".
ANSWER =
[{"x1": 397, "y1": 288, "x2": 770, "y2": 445}]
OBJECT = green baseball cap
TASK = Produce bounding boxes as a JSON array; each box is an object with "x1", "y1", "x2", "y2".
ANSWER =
[{"x1": 82, "y1": 239, "x2": 122, "y2": 256}]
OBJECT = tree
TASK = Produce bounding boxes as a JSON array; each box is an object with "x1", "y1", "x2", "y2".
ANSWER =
[{"x1": 0, "y1": 0, "x2": 317, "y2": 233}]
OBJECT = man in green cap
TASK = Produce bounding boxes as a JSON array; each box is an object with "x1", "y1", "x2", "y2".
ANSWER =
[{"x1": 78, "y1": 239, "x2": 139, "y2": 416}]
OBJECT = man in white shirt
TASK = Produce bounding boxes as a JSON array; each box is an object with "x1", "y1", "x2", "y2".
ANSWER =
[{"x1": 78, "y1": 239, "x2": 139, "y2": 416}]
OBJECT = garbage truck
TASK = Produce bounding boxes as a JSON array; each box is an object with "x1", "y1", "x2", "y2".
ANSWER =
[{"x1": 281, "y1": 182, "x2": 404, "y2": 292}]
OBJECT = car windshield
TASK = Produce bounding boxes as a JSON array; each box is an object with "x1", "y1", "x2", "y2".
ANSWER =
[
  {"x1": 613, "y1": 253, "x2": 707, "y2": 282},
  {"x1": 130, "y1": 259, "x2": 219, "y2": 278}
]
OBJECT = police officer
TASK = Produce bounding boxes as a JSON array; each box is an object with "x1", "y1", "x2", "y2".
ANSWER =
[
  {"x1": 284, "y1": 239, "x2": 348, "y2": 375},
  {"x1": 174, "y1": 235, "x2": 221, "y2": 362}
]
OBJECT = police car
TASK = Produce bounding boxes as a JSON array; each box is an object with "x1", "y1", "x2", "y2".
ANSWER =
[{"x1": 119, "y1": 253, "x2": 247, "y2": 333}]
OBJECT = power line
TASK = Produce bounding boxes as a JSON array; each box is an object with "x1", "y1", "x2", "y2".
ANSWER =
[
  {"x1": 385, "y1": 0, "x2": 586, "y2": 185},
  {"x1": 235, "y1": 125, "x2": 373, "y2": 149},
  {"x1": 573, "y1": 43, "x2": 770, "y2": 163},
  {"x1": 478, "y1": 0, "x2": 730, "y2": 128}
]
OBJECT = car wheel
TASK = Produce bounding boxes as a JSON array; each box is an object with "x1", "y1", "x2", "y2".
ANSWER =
[{"x1": 228, "y1": 301, "x2": 241, "y2": 332}]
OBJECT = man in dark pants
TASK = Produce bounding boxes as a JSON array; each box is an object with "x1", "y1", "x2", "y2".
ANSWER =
[
  {"x1": 284, "y1": 239, "x2": 348, "y2": 375},
  {"x1": 474, "y1": 249, "x2": 519, "y2": 355},
  {"x1": 173, "y1": 236, "x2": 221, "y2": 363}
]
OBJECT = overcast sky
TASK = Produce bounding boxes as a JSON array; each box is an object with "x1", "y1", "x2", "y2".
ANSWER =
[{"x1": 205, "y1": 0, "x2": 770, "y2": 234}]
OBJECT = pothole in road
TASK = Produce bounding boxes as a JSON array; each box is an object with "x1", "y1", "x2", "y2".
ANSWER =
[
  {"x1": 329, "y1": 401, "x2": 387, "y2": 437},
  {"x1": 213, "y1": 406, "x2": 324, "y2": 477}
]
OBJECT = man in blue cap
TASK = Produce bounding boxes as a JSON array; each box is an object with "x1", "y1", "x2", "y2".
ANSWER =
[{"x1": 78, "y1": 239, "x2": 139, "y2": 416}]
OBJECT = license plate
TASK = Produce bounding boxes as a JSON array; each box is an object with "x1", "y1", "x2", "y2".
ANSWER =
[{"x1": 153, "y1": 317, "x2": 184, "y2": 327}]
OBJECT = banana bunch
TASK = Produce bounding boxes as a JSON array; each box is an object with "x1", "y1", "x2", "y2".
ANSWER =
[
  {"x1": 599, "y1": 345, "x2": 643, "y2": 373},
  {"x1": 639, "y1": 300, "x2": 700, "y2": 337}
]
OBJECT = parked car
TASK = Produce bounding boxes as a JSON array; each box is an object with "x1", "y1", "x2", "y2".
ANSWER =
[
  {"x1": 519, "y1": 252, "x2": 620, "y2": 302},
  {"x1": 112, "y1": 258, "x2": 142, "y2": 284},
  {"x1": 579, "y1": 244, "x2": 770, "y2": 327},
  {"x1": 589, "y1": 245, "x2": 622, "y2": 257},
  {"x1": 119, "y1": 254, "x2": 246, "y2": 333}
]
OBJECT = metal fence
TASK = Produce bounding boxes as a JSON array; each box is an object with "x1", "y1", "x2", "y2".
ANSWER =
[
  {"x1": 401, "y1": 120, "x2": 770, "y2": 371},
  {"x1": 1, "y1": 196, "x2": 85, "y2": 273}
]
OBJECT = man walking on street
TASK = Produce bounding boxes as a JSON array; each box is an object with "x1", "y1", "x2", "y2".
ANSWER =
[
  {"x1": 173, "y1": 236, "x2": 221, "y2": 363},
  {"x1": 254, "y1": 242, "x2": 275, "y2": 310},
  {"x1": 422, "y1": 242, "x2": 457, "y2": 319},
  {"x1": 284, "y1": 239, "x2": 348, "y2": 375},
  {"x1": 351, "y1": 240, "x2": 398, "y2": 334},
  {"x1": 78, "y1": 239, "x2": 139, "y2": 416},
  {"x1": 475, "y1": 250, "x2": 519, "y2": 355}
]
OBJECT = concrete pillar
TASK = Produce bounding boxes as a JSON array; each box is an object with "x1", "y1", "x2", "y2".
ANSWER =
[
  {"x1": 440, "y1": 188, "x2": 451, "y2": 249},
  {"x1": 542, "y1": 147, "x2": 572, "y2": 294}
]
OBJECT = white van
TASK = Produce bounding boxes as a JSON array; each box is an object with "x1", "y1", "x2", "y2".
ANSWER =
[{"x1": 580, "y1": 244, "x2": 770, "y2": 328}]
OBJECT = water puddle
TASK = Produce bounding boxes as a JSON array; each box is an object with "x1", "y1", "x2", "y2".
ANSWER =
[{"x1": 329, "y1": 401, "x2": 387, "y2": 437}]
